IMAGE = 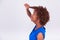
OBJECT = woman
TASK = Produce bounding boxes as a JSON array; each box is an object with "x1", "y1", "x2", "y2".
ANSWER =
[{"x1": 24, "y1": 3, "x2": 50, "y2": 40}]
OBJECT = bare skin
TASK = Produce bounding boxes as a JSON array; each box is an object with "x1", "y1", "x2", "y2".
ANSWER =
[
  {"x1": 24, "y1": 3, "x2": 31, "y2": 18},
  {"x1": 24, "y1": 3, "x2": 43, "y2": 40}
]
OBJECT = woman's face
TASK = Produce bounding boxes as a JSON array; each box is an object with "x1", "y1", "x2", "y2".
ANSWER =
[{"x1": 31, "y1": 10, "x2": 38, "y2": 22}]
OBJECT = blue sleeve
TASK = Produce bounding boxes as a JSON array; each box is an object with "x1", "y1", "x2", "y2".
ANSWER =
[{"x1": 37, "y1": 28, "x2": 46, "y2": 39}]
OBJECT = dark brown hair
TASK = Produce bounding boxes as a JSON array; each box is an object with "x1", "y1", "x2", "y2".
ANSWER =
[{"x1": 30, "y1": 6, "x2": 50, "y2": 26}]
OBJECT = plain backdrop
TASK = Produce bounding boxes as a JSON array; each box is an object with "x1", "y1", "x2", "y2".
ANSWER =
[{"x1": 0, "y1": 0, "x2": 60, "y2": 40}]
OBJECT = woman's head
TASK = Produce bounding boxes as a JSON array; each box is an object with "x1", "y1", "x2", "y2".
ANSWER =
[{"x1": 30, "y1": 6, "x2": 50, "y2": 26}]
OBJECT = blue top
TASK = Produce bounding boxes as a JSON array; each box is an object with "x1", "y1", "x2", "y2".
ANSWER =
[{"x1": 29, "y1": 25, "x2": 46, "y2": 40}]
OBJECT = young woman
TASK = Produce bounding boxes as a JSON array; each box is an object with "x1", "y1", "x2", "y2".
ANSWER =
[{"x1": 24, "y1": 3, "x2": 50, "y2": 40}]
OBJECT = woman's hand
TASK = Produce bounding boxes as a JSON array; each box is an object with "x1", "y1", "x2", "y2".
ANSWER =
[{"x1": 24, "y1": 3, "x2": 30, "y2": 9}]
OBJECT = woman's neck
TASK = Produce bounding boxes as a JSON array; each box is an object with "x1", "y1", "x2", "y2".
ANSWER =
[{"x1": 35, "y1": 22, "x2": 42, "y2": 30}]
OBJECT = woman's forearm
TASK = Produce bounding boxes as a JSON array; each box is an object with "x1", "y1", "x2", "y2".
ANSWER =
[{"x1": 26, "y1": 9, "x2": 31, "y2": 18}]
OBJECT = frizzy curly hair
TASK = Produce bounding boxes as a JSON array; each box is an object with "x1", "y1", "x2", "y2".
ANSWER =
[{"x1": 30, "y1": 6, "x2": 50, "y2": 26}]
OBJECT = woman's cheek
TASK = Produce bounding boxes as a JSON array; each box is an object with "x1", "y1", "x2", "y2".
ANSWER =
[
  {"x1": 33, "y1": 17, "x2": 37, "y2": 22},
  {"x1": 30, "y1": 16, "x2": 34, "y2": 21}
]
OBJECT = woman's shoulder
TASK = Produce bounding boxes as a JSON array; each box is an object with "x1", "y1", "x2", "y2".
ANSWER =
[{"x1": 37, "y1": 26, "x2": 46, "y2": 33}]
